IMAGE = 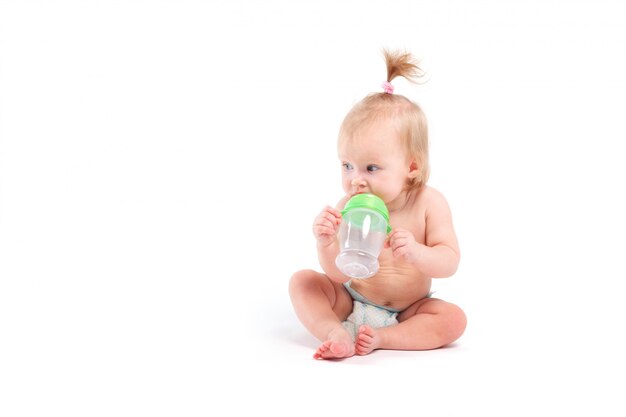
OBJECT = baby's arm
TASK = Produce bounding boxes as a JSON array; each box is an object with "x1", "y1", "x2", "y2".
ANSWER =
[
  {"x1": 313, "y1": 196, "x2": 350, "y2": 283},
  {"x1": 312, "y1": 204, "x2": 351, "y2": 283},
  {"x1": 387, "y1": 190, "x2": 460, "y2": 278},
  {"x1": 317, "y1": 239, "x2": 350, "y2": 283}
]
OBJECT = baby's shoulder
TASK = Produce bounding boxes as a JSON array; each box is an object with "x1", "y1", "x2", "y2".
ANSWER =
[
  {"x1": 412, "y1": 186, "x2": 452, "y2": 217},
  {"x1": 415, "y1": 185, "x2": 448, "y2": 206}
]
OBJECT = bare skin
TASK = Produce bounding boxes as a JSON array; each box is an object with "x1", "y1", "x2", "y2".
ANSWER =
[
  {"x1": 289, "y1": 270, "x2": 355, "y2": 359},
  {"x1": 355, "y1": 297, "x2": 467, "y2": 355},
  {"x1": 289, "y1": 120, "x2": 467, "y2": 359},
  {"x1": 313, "y1": 328, "x2": 354, "y2": 359}
]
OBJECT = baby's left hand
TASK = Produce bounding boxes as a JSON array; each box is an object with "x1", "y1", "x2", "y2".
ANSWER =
[{"x1": 385, "y1": 228, "x2": 424, "y2": 265}]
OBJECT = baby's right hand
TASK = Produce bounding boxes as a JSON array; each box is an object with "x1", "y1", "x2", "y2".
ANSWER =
[{"x1": 312, "y1": 206, "x2": 342, "y2": 246}]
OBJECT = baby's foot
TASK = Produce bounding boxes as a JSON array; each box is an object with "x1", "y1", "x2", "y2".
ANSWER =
[
  {"x1": 313, "y1": 327, "x2": 355, "y2": 360},
  {"x1": 355, "y1": 325, "x2": 382, "y2": 356}
]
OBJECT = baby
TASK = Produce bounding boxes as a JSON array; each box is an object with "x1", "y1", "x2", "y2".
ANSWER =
[{"x1": 289, "y1": 50, "x2": 466, "y2": 360}]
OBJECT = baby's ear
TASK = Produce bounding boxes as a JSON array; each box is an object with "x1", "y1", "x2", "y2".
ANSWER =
[{"x1": 407, "y1": 160, "x2": 420, "y2": 179}]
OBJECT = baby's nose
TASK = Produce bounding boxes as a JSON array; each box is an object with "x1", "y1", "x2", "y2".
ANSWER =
[{"x1": 351, "y1": 177, "x2": 366, "y2": 187}]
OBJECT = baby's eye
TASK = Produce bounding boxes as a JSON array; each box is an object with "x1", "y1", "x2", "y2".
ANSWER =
[
  {"x1": 342, "y1": 162, "x2": 353, "y2": 171},
  {"x1": 367, "y1": 165, "x2": 380, "y2": 172}
]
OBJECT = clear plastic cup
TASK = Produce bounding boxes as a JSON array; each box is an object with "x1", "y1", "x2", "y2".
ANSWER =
[{"x1": 335, "y1": 194, "x2": 390, "y2": 279}]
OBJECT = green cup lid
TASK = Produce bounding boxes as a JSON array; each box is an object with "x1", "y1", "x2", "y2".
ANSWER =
[{"x1": 341, "y1": 193, "x2": 391, "y2": 233}]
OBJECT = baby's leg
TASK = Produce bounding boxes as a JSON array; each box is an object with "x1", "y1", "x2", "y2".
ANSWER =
[
  {"x1": 289, "y1": 270, "x2": 354, "y2": 359},
  {"x1": 355, "y1": 298, "x2": 466, "y2": 355}
]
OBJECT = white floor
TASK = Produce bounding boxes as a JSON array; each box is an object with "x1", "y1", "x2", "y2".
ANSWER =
[{"x1": 2, "y1": 258, "x2": 624, "y2": 416}]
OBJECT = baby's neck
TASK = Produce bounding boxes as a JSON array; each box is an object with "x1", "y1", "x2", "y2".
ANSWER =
[{"x1": 387, "y1": 190, "x2": 413, "y2": 213}]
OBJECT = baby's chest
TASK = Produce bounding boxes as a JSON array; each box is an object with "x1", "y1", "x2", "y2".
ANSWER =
[{"x1": 388, "y1": 212, "x2": 427, "y2": 244}]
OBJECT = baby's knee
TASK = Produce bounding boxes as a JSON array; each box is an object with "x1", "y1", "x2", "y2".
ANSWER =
[
  {"x1": 442, "y1": 304, "x2": 467, "y2": 344},
  {"x1": 289, "y1": 269, "x2": 319, "y2": 293}
]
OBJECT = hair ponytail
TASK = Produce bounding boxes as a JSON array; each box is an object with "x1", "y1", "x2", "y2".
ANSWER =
[{"x1": 383, "y1": 49, "x2": 425, "y2": 84}]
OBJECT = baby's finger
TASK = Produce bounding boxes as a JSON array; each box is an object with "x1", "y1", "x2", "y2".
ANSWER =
[
  {"x1": 314, "y1": 220, "x2": 337, "y2": 233},
  {"x1": 322, "y1": 207, "x2": 341, "y2": 219},
  {"x1": 393, "y1": 235, "x2": 408, "y2": 246},
  {"x1": 386, "y1": 230, "x2": 396, "y2": 244},
  {"x1": 386, "y1": 231, "x2": 402, "y2": 247},
  {"x1": 326, "y1": 208, "x2": 342, "y2": 222},
  {"x1": 388, "y1": 240, "x2": 402, "y2": 253},
  {"x1": 315, "y1": 217, "x2": 336, "y2": 230},
  {"x1": 393, "y1": 246, "x2": 408, "y2": 258},
  {"x1": 315, "y1": 225, "x2": 336, "y2": 236},
  {"x1": 388, "y1": 230, "x2": 403, "y2": 242},
  {"x1": 321, "y1": 212, "x2": 341, "y2": 226},
  {"x1": 316, "y1": 211, "x2": 336, "y2": 224},
  {"x1": 388, "y1": 228, "x2": 406, "y2": 240},
  {"x1": 327, "y1": 205, "x2": 342, "y2": 215}
]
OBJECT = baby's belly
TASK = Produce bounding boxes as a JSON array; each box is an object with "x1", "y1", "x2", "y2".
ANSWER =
[{"x1": 349, "y1": 261, "x2": 432, "y2": 311}]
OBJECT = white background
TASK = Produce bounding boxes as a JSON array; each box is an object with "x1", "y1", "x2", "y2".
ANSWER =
[{"x1": 1, "y1": 1, "x2": 625, "y2": 415}]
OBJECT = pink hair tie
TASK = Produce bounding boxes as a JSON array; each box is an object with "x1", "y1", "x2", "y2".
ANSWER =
[{"x1": 382, "y1": 81, "x2": 394, "y2": 94}]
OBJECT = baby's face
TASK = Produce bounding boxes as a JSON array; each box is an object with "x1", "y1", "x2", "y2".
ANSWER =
[{"x1": 338, "y1": 120, "x2": 416, "y2": 208}]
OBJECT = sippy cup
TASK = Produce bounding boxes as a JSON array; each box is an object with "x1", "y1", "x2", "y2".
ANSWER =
[{"x1": 335, "y1": 193, "x2": 391, "y2": 279}]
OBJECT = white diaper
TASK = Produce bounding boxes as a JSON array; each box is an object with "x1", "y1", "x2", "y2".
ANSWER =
[{"x1": 342, "y1": 300, "x2": 399, "y2": 340}]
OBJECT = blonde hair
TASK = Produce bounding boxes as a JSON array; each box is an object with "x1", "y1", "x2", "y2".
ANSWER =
[{"x1": 338, "y1": 49, "x2": 429, "y2": 190}]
